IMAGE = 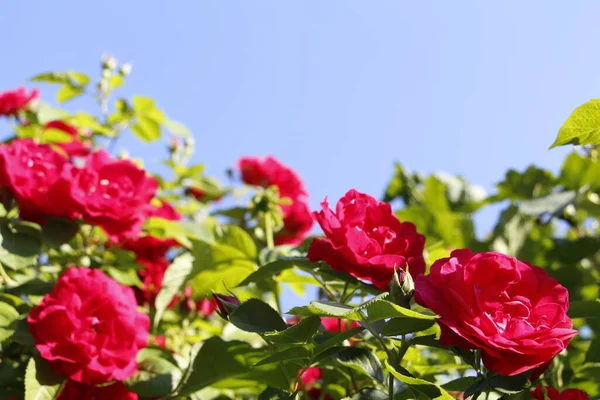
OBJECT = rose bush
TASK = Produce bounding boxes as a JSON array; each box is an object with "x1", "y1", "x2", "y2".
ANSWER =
[{"x1": 0, "y1": 56, "x2": 597, "y2": 399}]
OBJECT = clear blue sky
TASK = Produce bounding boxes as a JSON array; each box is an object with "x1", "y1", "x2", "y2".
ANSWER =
[{"x1": 1, "y1": 2, "x2": 598, "y2": 307}]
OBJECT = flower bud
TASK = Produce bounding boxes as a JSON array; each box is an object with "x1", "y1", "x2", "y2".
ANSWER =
[
  {"x1": 388, "y1": 267, "x2": 414, "y2": 308},
  {"x1": 168, "y1": 136, "x2": 180, "y2": 154},
  {"x1": 211, "y1": 292, "x2": 240, "y2": 320},
  {"x1": 101, "y1": 54, "x2": 117, "y2": 71},
  {"x1": 119, "y1": 62, "x2": 133, "y2": 76}
]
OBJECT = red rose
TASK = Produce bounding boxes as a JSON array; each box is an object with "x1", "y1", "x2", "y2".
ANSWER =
[
  {"x1": 28, "y1": 268, "x2": 149, "y2": 385},
  {"x1": 529, "y1": 359, "x2": 552, "y2": 382},
  {"x1": 237, "y1": 156, "x2": 307, "y2": 200},
  {"x1": 144, "y1": 198, "x2": 182, "y2": 221},
  {"x1": 531, "y1": 385, "x2": 589, "y2": 400},
  {"x1": 238, "y1": 156, "x2": 313, "y2": 244},
  {"x1": 321, "y1": 317, "x2": 361, "y2": 345},
  {"x1": 414, "y1": 250, "x2": 577, "y2": 376},
  {"x1": 321, "y1": 317, "x2": 361, "y2": 333},
  {"x1": 0, "y1": 139, "x2": 80, "y2": 222},
  {"x1": 58, "y1": 380, "x2": 138, "y2": 400},
  {"x1": 71, "y1": 150, "x2": 158, "y2": 241},
  {"x1": 121, "y1": 236, "x2": 176, "y2": 305},
  {"x1": 197, "y1": 298, "x2": 215, "y2": 317},
  {"x1": 119, "y1": 198, "x2": 181, "y2": 305},
  {"x1": 44, "y1": 121, "x2": 91, "y2": 158},
  {"x1": 299, "y1": 367, "x2": 332, "y2": 400},
  {"x1": 307, "y1": 189, "x2": 426, "y2": 290},
  {"x1": 275, "y1": 199, "x2": 313, "y2": 246},
  {"x1": 300, "y1": 366, "x2": 322, "y2": 388},
  {"x1": 0, "y1": 86, "x2": 38, "y2": 116}
]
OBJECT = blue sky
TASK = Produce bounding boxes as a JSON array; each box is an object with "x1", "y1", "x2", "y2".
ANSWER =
[{"x1": 1, "y1": 2, "x2": 599, "y2": 307}]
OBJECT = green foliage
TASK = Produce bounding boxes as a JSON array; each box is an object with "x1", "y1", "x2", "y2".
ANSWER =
[
  {"x1": 1, "y1": 56, "x2": 599, "y2": 400},
  {"x1": 24, "y1": 356, "x2": 65, "y2": 400},
  {"x1": 125, "y1": 348, "x2": 182, "y2": 397},
  {"x1": 229, "y1": 298, "x2": 287, "y2": 333},
  {"x1": 551, "y1": 98, "x2": 600, "y2": 147}
]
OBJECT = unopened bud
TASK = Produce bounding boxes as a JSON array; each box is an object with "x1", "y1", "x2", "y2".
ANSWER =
[
  {"x1": 211, "y1": 292, "x2": 241, "y2": 320},
  {"x1": 168, "y1": 136, "x2": 180, "y2": 153},
  {"x1": 119, "y1": 62, "x2": 133, "y2": 76},
  {"x1": 388, "y1": 268, "x2": 414, "y2": 308},
  {"x1": 102, "y1": 54, "x2": 117, "y2": 70}
]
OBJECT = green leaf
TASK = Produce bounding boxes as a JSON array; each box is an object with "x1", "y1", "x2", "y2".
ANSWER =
[
  {"x1": 366, "y1": 300, "x2": 436, "y2": 323},
  {"x1": 259, "y1": 387, "x2": 293, "y2": 400},
  {"x1": 385, "y1": 360, "x2": 454, "y2": 399},
  {"x1": 35, "y1": 102, "x2": 70, "y2": 125},
  {"x1": 585, "y1": 335, "x2": 600, "y2": 363},
  {"x1": 549, "y1": 237, "x2": 600, "y2": 264},
  {"x1": 176, "y1": 338, "x2": 277, "y2": 396},
  {"x1": 31, "y1": 72, "x2": 70, "y2": 84},
  {"x1": 253, "y1": 346, "x2": 310, "y2": 366},
  {"x1": 462, "y1": 378, "x2": 488, "y2": 400},
  {"x1": 0, "y1": 220, "x2": 42, "y2": 271},
  {"x1": 125, "y1": 348, "x2": 182, "y2": 397},
  {"x1": 313, "y1": 326, "x2": 365, "y2": 356},
  {"x1": 39, "y1": 128, "x2": 72, "y2": 144},
  {"x1": 550, "y1": 99, "x2": 600, "y2": 148},
  {"x1": 519, "y1": 191, "x2": 577, "y2": 216},
  {"x1": 66, "y1": 71, "x2": 90, "y2": 86},
  {"x1": 263, "y1": 316, "x2": 322, "y2": 344},
  {"x1": 0, "y1": 293, "x2": 27, "y2": 313},
  {"x1": 132, "y1": 96, "x2": 157, "y2": 111},
  {"x1": 142, "y1": 218, "x2": 193, "y2": 249},
  {"x1": 24, "y1": 356, "x2": 65, "y2": 400},
  {"x1": 109, "y1": 74, "x2": 124, "y2": 89},
  {"x1": 487, "y1": 372, "x2": 529, "y2": 394},
  {"x1": 441, "y1": 377, "x2": 479, "y2": 391},
  {"x1": 229, "y1": 298, "x2": 287, "y2": 333},
  {"x1": 495, "y1": 166, "x2": 557, "y2": 201},
  {"x1": 189, "y1": 226, "x2": 257, "y2": 296},
  {"x1": 154, "y1": 253, "x2": 194, "y2": 327},
  {"x1": 104, "y1": 266, "x2": 143, "y2": 288},
  {"x1": 132, "y1": 117, "x2": 161, "y2": 143},
  {"x1": 56, "y1": 84, "x2": 84, "y2": 103},
  {"x1": 560, "y1": 152, "x2": 600, "y2": 191},
  {"x1": 0, "y1": 302, "x2": 20, "y2": 342},
  {"x1": 380, "y1": 317, "x2": 435, "y2": 337},
  {"x1": 164, "y1": 119, "x2": 191, "y2": 137},
  {"x1": 218, "y1": 225, "x2": 257, "y2": 259},
  {"x1": 336, "y1": 347, "x2": 384, "y2": 383},
  {"x1": 40, "y1": 218, "x2": 79, "y2": 248},
  {"x1": 238, "y1": 258, "x2": 316, "y2": 288},
  {"x1": 568, "y1": 300, "x2": 600, "y2": 319},
  {"x1": 351, "y1": 388, "x2": 388, "y2": 400},
  {"x1": 287, "y1": 301, "x2": 364, "y2": 321}
]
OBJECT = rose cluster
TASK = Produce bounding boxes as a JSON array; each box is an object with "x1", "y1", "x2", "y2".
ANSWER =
[
  {"x1": 0, "y1": 138, "x2": 160, "y2": 241},
  {"x1": 238, "y1": 156, "x2": 313, "y2": 245},
  {"x1": 0, "y1": 132, "x2": 185, "y2": 303},
  {"x1": 310, "y1": 188, "x2": 579, "y2": 382}
]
